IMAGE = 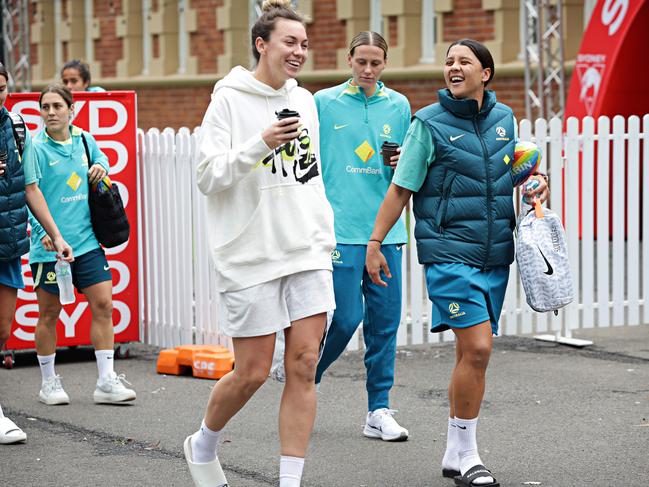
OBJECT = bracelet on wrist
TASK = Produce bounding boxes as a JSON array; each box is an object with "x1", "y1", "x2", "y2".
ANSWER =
[{"x1": 368, "y1": 239, "x2": 382, "y2": 245}]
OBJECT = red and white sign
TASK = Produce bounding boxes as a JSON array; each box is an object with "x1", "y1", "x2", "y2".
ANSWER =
[
  {"x1": 566, "y1": 0, "x2": 649, "y2": 118},
  {"x1": 4, "y1": 91, "x2": 139, "y2": 349}
]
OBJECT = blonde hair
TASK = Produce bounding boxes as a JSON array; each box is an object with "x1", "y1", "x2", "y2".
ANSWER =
[
  {"x1": 349, "y1": 31, "x2": 388, "y2": 59},
  {"x1": 252, "y1": 0, "x2": 304, "y2": 63}
]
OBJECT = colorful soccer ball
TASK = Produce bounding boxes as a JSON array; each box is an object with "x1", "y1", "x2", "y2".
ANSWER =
[{"x1": 511, "y1": 140, "x2": 541, "y2": 187}]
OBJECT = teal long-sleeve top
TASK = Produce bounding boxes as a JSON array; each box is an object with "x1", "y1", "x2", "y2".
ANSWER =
[{"x1": 315, "y1": 80, "x2": 410, "y2": 245}]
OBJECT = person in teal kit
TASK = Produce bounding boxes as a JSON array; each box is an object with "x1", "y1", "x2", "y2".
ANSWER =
[
  {"x1": 0, "y1": 64, "x2": 73, "y2": 445},
  {"x1": 314, "y1": 31, "x2": 411, "y2": 441},
  {"x1": 366, "y1": 40, "x2": 549, "y2": 486},
  {"x1": 30, "y1": 84, "x2": 136, "y2": 407}
]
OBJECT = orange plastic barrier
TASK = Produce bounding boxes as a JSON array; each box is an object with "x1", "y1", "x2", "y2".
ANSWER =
[{"x1": 156, "y1": 345, "x2": 234, "y2": 379}]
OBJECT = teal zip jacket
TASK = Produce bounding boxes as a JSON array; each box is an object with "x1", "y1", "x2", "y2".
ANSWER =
[
  {"x1": 413, "y1": 89, "x2": 516, "y2": 269},
  {"x1": 315, "y1": 80, "x2": 410, "y2": 245},
  {"x1": 29, "y1": 125, "x2": 109, "y2": 263}
]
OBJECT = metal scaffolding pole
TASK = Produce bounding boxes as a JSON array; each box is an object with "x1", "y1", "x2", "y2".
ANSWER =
[
  {"x1": 1, "y1": 0, "x2": 31, "y2": 92},
  {"x1": 523, "y1": 0, "x2": 565, "y2": 120}
]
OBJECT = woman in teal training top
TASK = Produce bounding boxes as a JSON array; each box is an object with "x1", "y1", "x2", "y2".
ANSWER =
[
  {"x1": 30, "y1": 84, "x2": 135, "y2": 407},
  {"x1": 61, "y1": 59, "x2": 105, "y2": 93},
  {"x1": 0, "y1": 65, "x2": 73, "y2": 445},
  {"x1": 366, "y1": 39, "x2": 548, "y2": 487},
  {"x1": 314, "y1": 31, "x2": 411, "y2": 442}
]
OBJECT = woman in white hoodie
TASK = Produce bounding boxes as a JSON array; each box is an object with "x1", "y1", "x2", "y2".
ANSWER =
[{"x1": 183, "y1": 1, "x2": 336, "y2": 486}]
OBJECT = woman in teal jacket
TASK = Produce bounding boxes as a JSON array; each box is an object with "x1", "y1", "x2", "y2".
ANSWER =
[
  {"x1": 0, "y1": 65, "x2": 72, "y2": 445},
  {"x1": 314, "y1": 31, "x2": 411, "y2": 442},
  {"x1": 30, "y1": 84, "x2": 135, "y2": 407},
  {"x1": 366, "y1": 40, "x2": 548, "y2": 486}
]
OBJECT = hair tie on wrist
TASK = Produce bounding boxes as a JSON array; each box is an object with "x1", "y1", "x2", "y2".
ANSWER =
[{"x1": 369, "y1": 239, "x2": 382, "y2": 244}]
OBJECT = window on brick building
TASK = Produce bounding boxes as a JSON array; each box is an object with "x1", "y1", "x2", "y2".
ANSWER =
[
  {"x1": 370, "y1": 0, "x2": 383, "y2": 35},
  {"x1": 583, "y1": 0, "x2": 597, "y2": 28},
  {"x1": 420, "y1": 0, "x2": 436, "y2": 63}
]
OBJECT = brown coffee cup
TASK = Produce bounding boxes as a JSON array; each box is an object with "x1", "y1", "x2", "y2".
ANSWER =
[
  {"x1": 276, "y1": 108, "x2": 300, "y2": 120},
  {"x1": 276, "y1": 109, "x2": 300, "y2": 134},
  {"x1": 381, "y1": 141, "x2": 399, "y2": 166}
]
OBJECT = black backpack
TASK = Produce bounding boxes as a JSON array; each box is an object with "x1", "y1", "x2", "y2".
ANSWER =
[{"x1": 81, "y1": 134, "x2": 130, "y2": 248}]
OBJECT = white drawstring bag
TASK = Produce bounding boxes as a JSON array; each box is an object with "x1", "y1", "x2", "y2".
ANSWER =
[{"x1": 515, "y1": 200, "x2": 574, "y2": 314}]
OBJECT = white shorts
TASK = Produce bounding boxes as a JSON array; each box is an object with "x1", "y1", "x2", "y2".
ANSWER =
[{"x1": 218, "y1": 269, "x2": 335, "y2": 338}]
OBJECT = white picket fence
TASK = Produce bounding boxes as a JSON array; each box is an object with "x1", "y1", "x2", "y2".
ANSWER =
[{"x1": 137, "y1": 115, "x2": 649, "y2": 350}]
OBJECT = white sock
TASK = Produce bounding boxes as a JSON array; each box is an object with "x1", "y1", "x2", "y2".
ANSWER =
[
  {"x1": 455, "y1": 417, "x2": 493, "y2": 485},
  {"x1": 442, "y1": 417, "x2": 459, "y2": 472},
  {"x1": 37, "y1": 353, "x2": 56, "y2": 382},
  {"x1": 279, "y1": 456, "x2": 304, "y2": 487},
  {"x1": 191, "y1": 420, "x2": 221, "y2": 464},
  {"x1": 95, "y1": 349, "x2": 115, "y2": 381}
]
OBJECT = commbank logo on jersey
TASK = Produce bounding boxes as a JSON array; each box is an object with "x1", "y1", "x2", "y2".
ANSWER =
[
  {"x1": 354, "y1": 140, "x2": 375, "y2": 163},
  {"x1": 67, "y1": 172, "x2": 82, "y2": 191}
]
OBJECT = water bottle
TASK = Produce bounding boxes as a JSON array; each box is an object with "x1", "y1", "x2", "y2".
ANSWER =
[{"x1": 54, "y1": 260, "x2": 75, "y2": 305}]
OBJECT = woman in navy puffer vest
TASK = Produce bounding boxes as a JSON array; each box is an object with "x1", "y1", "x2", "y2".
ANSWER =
[
  {"x1": 0, "y1": 63, "x2": 72, "y2": 445},
  {"x1": 365, "y1": 40, "x2": 549, "y2": 486}
]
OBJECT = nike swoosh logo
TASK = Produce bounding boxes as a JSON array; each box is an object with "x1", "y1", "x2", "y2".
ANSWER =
[
  {"x1": 103, "y1": 265, "x2": 110, "y2": 271},
  {"x1": 538, "y1": 247, "x2": 554, "y2": 275},
  {"x1": 449, "y1": 134, "x2": 465, "y2": 142},
  {"x1": 334, "y1": 124, "x2": 349, "y2": 130},
  {"x1": 457, "y1": 425, "x2": 467, "y2": 430},
  {"x1": 49, "y1": 160, "x2": 61, "y2": 166}
]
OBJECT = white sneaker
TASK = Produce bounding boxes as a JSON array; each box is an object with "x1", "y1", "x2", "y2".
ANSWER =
[
  {"x1": 363, "y1": 408, "x2": 409, "y2": 442},
  {"x1": 93, "y1": 372, "x2": 136, "y2": 404},
  {"x1": 39, "y1": 375, "x2": 70, "y2": 405}
]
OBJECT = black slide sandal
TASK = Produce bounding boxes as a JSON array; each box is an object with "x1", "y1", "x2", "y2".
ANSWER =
[
  {"x1": 454, "y1": 464, "x2": 499, "y2": 487},
  {"x1": 443, "y1": 468, "x2": 460, "y2": 478}
]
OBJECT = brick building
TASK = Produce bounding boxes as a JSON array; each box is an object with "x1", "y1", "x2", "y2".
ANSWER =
[{"x1": 27, "y1": 0, "x2": 594, "y2": 129}]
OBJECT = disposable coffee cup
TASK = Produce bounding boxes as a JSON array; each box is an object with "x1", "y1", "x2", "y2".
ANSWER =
[
  {"x1": 276, "y1": 109, "x2": 300, "y2": 135},
  {"x1": 276, "y1": 108, "x2": 300, "y2": 120},
  {"x1": 381, "y1": 141, "x2": 400, "y2": 166}
]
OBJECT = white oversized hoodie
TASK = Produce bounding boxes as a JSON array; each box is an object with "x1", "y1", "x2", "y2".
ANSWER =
[{"x1": 197, "y1": 66, "x2": 336, "y2": 292}]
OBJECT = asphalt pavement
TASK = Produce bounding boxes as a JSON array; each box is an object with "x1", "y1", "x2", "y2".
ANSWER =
[{"x1": 1, "y1": 325, "x2": 648, "y2": 486}]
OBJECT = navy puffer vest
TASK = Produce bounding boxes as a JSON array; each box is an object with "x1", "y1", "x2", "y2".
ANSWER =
[
  {"x1": 0, "y1": 107, "x2": 29, "y2": 260},
  {"x1": 412, "y1": 89, "x2": 516, "y2": 269}
]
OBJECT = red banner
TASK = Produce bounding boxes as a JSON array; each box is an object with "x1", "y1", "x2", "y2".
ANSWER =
[
  {"x1": 566, "y1": 0, "x2": 649, "y2": 118},
  {"x1": 4, "y1": 91, "x2": 139, "y2": 349}
]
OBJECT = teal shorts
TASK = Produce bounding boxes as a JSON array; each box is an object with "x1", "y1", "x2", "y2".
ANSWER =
[
  {"x1": 0, "y1": 257, "x2": 24, "y2": 289},
  {"x1": 30, "y1": 247, "x2": 111, "y2": 295},
  {"x1": 425, "y1": 262, "x2": 509, "y2": 335}
]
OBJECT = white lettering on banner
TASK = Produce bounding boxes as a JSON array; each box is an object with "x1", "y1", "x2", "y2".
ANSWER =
[
  {"x1": 113, "y1": 301, "x2": 131, "y2": 335},
  {"x1": 114, "y1": 181, "x2": 130, "y2": 207},
  {"x1": 18, "y1": 263, "x2": 35, "y2": 301},
  {"x1": 97, "y1": 140, "x2": 128, "y2": 175},
  {"x1": 61, "y1": 303, "x2": 89, "y2": 337},
  {"x1": 13, "y1": 304, "x2": 38, "y2": 341},
  {"x1": 601, "y1": 0, "x2": 628, "y2": 36},
  {"x1": 14, "y1": 301, "x2": 131, "y2": 340},
  {"x1": 104, "y1": 239, "x2": 130, "y2": 255},
  {"x1": 90, "y1": 101, "x2": 128, "y2": 135},
  {"x1": 109, "y1": 261, "x2": 131, "y2": 294},
  {"x1": 71, "y1": 101, "x2": 85, "y2": 124},
  {"x1": 10, "y1": 100, "x2": 42, "y2": 130}
]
